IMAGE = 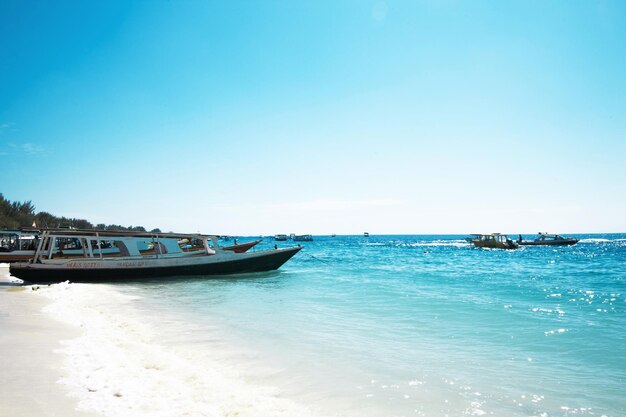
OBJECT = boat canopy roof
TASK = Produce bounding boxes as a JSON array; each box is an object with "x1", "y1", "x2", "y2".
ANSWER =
[
  {"x1": 37, "y1": 228, "x2": 216, "y2": 240},
  {"x1": 0, "y1": 230, "x2": 23, "y2": 236},
  {"x1": 0, "y1": 228, "x2": 40, "y2": 236},
  {"x1": 536, "y1": 233, "x2": 564, "y2": 239},
  {"x1": 470, "y1": 233, "x2": 507, "y2": 237}
]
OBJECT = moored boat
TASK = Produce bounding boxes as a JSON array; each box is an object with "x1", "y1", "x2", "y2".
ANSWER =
[
  {"x1": 10, "y1": 229, "x2": 301, "y2": 283},
  {"x1": 222, "y1": 239, "x2": 262, "y2": 253},
  {"x1": 0, "y1": 230, "x2": 39, "y2": 263},
  {"x1": 469, "y1": 233, "x2": 519, "y2": 249},
  {"x1": 519, "y1": 233, "x2": 579, "y2": 246},
  {"x1": 3, "y1": 231, "x2": 261, "y2": 264}
]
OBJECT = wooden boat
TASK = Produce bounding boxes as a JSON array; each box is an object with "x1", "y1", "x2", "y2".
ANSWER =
[
  {"x1": 1, "y1": 229, "x2": 121, "y2": 262},
  {"x1": 518, "y1": 233, "x2": 579, "y2": 246},
  {"x1": 10, "y1": 229, "x2": 301, "y2": 283},
  {"x1": 0, "y1": 230, "x2": 39, "y2": 263},
  {"x1": 222, "y1": 239, "x2": 262, "y2": 253},
  {"x1": 179, "y1": 238, "x2": 261, "y2": 253},
  {"x1": 3, "y1": 231, "x2": 260, "y2": 263},
  {"x1": 469, "y1": 233, "x2": 519, "y2": 249}
]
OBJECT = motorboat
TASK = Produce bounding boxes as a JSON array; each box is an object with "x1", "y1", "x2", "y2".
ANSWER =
[
  {"x1": 518, "y1": 233, "x2": 579, "y2": 246},
  {"x1": 469, "y1": 233, "x2": 519, "y2": 249},
  {"x1": 10, "y1": 229, "x2": 301, "y2": 283},
  {"x1": 292, "y1": 234, "x2": 313, "y2": 242},
  {"x1": 274, "y1": 234, "x2": 288, "y2": 241}
]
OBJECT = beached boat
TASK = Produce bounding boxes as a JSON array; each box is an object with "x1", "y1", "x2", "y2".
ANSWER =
[
  {"x1": 469, "y1": 233, "x2": 519, "y2": 249},
  {"x1": 518, "y1": 233, "x2": 579, "y2": 246},
  {"x1": 179, "y1": 237, "x2": 261, "y2": 253},
  {"x1": 0, "y1": 230, "x2": 39, "y2": 263},
  {"x1": 1, "y1": 229, "x2": 125, "y2": 262},
  {"x1": 222, "y1": 239, "x2": 262, "y2": 253},
  {"x1": 2, "y1": 230, "x2": 261, "y2": 264},
  {"x1": 9, "y1": 229, "x2": 301, "y2": 283}
]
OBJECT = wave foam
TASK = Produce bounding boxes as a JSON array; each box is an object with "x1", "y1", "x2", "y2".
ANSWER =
[
  {"x1": 404, "y1": 241, "x2": 468, "y2": 248},
  {"x1": 366, "y1": 240, "x2": 469, "y2": 248},
  {"x1": 35, "y1": 283, "x2": 320, "y2": 417}
]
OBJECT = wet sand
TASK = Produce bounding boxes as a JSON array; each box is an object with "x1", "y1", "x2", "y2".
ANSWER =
[{"x1": 0, "y1": 264, "x2": 99, "y2": 417}]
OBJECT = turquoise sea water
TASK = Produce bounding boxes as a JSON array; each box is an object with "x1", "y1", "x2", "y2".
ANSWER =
[{"x1": 114, "y1": 235, "x2": 626, "y2": 417}]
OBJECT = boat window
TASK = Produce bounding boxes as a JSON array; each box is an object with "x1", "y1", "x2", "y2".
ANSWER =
[
  {"x1": 0, "y1": 235, "x2": 17, "y2": 252},
  {"x1": 58, "y1": 238, "x2": 83, "y2": 250},
  {"x1": 19, "y1": 238, "x2": 37, "y2": 250},
  {"x1": 90, "y1": 240, "x2": 113, "y2": 249}
]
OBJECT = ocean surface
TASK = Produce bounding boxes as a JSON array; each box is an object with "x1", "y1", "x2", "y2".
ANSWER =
[{"x1": 34, "y1": 234, "x2": 626, "y2": 417}]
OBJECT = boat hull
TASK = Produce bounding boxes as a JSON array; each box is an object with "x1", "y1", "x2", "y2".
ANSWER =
[
  {"x1": 519, "y1": 239, "x2": 578, "y2": 246},
  {"x1": 471, "y1": 240, "x2": 519, "y2": 249},
  {"x1": 0, "y1": 250, "x2": 35, "y2": 263},
  {"x1": 10, "y1": 247, "x2": 301, "y2": 283}
]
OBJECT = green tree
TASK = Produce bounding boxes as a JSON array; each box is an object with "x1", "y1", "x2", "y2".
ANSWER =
[{"x1": 0, "y1": 193, "x2": 158, "y2": 232}]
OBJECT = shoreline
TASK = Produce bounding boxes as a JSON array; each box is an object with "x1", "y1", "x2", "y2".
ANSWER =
[
  {"x1": 1, "y1": 264, "x2": 320, "y2": 417},
  {"x1": 0, "y1": 265, "x2": 99, "y2": 417},
  {"x1": 2, "y1": 233, "x2": 623, "y2": 417}
]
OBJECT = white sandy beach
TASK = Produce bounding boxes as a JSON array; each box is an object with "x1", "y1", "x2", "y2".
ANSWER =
[
  {"x1": 0, "y1": 264, "x2": 99, "y2": 417},
  {"x1": 0, "y1": 264, "x2": 320, "y2": 417}
]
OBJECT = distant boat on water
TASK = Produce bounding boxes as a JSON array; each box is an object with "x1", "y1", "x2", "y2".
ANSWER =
[
  {"x1": 364, "y1": 232, "x2": 369, "y2": 237},
  {"x1": 469, "y1": 233, "x2": 518, "y2": 249},
  {"x1": 518, "y1": 233, "x2": 579, "y2": 246},
  {"x1": 274, "y1": 234, "x2": 288, "y2": 241},
  {"x1": 292, "y1": 234, "x2": 313, "y2": 242}
]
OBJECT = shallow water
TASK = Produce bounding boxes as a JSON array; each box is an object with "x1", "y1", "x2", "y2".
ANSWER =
[{"x1": 39, "y1": 235, "x2": 626, "y2": 417}]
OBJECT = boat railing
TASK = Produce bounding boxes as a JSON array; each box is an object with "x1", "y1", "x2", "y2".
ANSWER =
[{"x1": 31, "y1": 230, "x2": 222, "y2": 262}]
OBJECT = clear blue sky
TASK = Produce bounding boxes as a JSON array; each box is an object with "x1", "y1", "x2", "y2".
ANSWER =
[{"x1": 1, "y1": 0, "x2": 625, "y2": 234}]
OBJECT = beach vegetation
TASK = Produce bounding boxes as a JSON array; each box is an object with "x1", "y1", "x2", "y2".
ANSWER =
[{"x1": 0, "y1": 193, "x2": 154, "y2": 231}]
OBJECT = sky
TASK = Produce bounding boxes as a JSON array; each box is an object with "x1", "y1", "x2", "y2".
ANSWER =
[{"x1": 1, "y1": 0, "x2": 625, "y2": 235}]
